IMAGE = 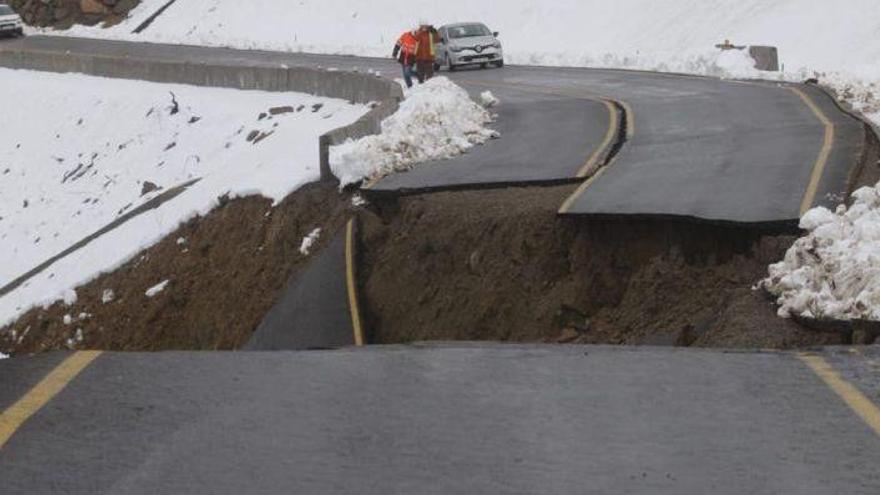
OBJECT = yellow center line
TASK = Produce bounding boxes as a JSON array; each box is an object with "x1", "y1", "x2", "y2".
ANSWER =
[
  {"x1": 789, "y1": 87, "x2": 835, "y2": 216},
  {"x1": 798, "y1": 353, "x2": 880, "y2": 438},
  {"x1": 576, "y1": 100, "x2": 619, "y2": 179},
  {"x1": 559, "y1": 99, "x2": 635, "y2": 214},
  {"x1": 0, "y1": 351, "x2": 102, "y2": 449},
  {"x1": 558, "y1": 166, "x2": 609, "y2": 214},
  {"x1": 345, "y1": 219, "x2": 365, "y2": 347}
]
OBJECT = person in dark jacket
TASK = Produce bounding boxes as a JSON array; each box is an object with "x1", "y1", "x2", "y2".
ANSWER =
[{"x1": 392, "y1": 29, "x2": 420, "y2": 88}]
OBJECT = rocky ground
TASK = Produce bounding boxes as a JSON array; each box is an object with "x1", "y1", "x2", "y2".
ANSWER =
[{"x1": 8, "y1": 0, "x2": 140, "y2": 29}]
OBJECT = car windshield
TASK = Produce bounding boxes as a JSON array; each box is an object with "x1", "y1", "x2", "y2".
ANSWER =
[
  {"x1": 0, "y1": 6, "x2": 15, "y2": 15},
  {"x1": 447, "y1": 24, "x2": 491, "y2": 39}
]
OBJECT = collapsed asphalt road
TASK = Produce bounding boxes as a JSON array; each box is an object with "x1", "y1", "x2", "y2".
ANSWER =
[
  {"x1": 1, "y1": 345, "x2": 880, "y2": 494},
  {"x1": 0, "y1": 36, "x2": 879, "y2": 493}
]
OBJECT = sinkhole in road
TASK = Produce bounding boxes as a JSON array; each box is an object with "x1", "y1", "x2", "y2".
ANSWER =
[{"x1": 357, "y1": 183, "x2": 845, "y2": 349}]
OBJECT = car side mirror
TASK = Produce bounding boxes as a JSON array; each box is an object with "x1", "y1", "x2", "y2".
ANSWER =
[
  {"x1": 439, "y1": 37, "x2": 446, "y2": 44},
  {"x1": 493, "y1": 31, "x2": 499, "y2": 37}
]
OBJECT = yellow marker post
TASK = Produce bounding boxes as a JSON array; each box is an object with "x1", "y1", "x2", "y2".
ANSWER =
[
  {"x1": 798, "y1": 353, "x2": 880, "y2": 438},
  {"x1": 0, "y1": 351, "x2": 102, "y2": 449}
]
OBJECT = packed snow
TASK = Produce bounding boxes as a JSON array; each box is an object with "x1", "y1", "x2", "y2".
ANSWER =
[
  {"x1": 0, "y1": 69, "x2": 367, "y2": 326},
  {"x1": 0, "y1": 351, "x2": 7, "y2": 360},
  {"x1": 761, "y1": 187, "x2": 880, "y2": 321},
  {"x1": 330, "y1": 77, "x2": 498, "y2": 186},
  {"x1": 299, "y1": 228, "x2": 322, "y2": 256},
  {"x1": 145, "y1": 279, "x2": 170, "y2": 298},
  {"x1": 479, "y1": 91, "x2": 499, "y2": 108}
]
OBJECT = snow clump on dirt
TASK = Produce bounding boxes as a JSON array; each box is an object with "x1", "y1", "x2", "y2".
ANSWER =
[
  {"x1": 145, "y1": 280, "x2": 170, "y2": 298},
  {"x1": 299, "y1": 228, "x2": 322, "y2": 256},
  {"x1": 761, "y1": 186, "x2": 880, "y2": 320},
  {"x1": 329, "y1": 76, "x2": 498, "y2": 186}
]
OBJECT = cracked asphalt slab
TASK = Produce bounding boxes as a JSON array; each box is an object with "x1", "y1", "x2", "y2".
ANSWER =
[
  {"x1": 244, "y1": 226, "x2": 355, "y2": 351},
  {"x1": 365, "y1": 89, "x2": 612, "y2": 194},
  {"x1": 1, "y1": 345, "x2": 880, "y2": 494}
]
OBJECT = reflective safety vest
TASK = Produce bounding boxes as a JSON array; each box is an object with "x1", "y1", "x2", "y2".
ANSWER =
[{"x1": 398, "y1": 31, "x2": 420, "y2": 61}]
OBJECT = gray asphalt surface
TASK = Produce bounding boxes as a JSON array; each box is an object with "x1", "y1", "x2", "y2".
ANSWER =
[
  {"x1": 366, "y1": 87, "x2": 611, "y2": 194},
  {"x1": 1, "y1": 345, "x2": 879, "y2": 494},
  {"x1": 0, "y1": 36, "x2": 866, "y2": 224},
  {"x1": 244, "y1": 226, "x2": 355, "y2": 350}
]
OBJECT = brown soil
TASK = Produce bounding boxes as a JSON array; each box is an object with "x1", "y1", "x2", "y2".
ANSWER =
[
  {"x1": 0, "y1": 182, "x2": 353, "y2": 354},
  {"x1": 8, "y1": 0, "x2": 141, "y2": 29},
  {"x1": 359, "y1": 185, "x2": 843, "y2": 349}
]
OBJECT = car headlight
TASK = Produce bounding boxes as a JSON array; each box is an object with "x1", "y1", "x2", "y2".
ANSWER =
[
  {"x1": 450, "y1": 46, "x2": 465, "y2": 53},
  {"x1": 491, "y1": 41, "x2": 501, "y2": 49}
]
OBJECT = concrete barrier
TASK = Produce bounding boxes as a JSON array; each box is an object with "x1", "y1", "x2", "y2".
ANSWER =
[{"x1": 0, "y1": 48, "x2": 403, "y2": 181}]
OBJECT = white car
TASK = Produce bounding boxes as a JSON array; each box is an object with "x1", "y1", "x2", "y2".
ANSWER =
[
  {"x1": 435, "y1": 22, "x2": 503, "y2": 71},
  {"x1": 0, "y1": 4, "x2": 23, "y2": 38}
]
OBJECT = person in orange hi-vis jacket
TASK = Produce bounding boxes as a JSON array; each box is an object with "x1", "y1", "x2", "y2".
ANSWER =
[{"x1": 392, "y1": 28, "x2": 420, "y2": 88}]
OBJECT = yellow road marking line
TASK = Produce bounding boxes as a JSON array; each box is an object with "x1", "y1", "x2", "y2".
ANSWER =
[
  {"x1": 798, "y1": 353, "x2": 880, "y2": 438},
  {"x1": 789, "y1": 87, "x2": 835, "y2": 216},
  {"x1": 345, "y1": 219, "x2": 365, "y2": 346},
  {"x1": 558, "y1": 100, "x2": 634, "y2": 214},
  {"x1": 576, "y1": 100, "x2": 619, "y2": 179},
  {"x1": 558, "y1": 166, "x2": 609, "y2": 214},
  {"x1": 0, "y1": 351, "x2": 102, "y2": 449}
]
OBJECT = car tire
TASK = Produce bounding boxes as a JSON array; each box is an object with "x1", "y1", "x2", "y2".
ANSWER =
[
  {"x1": 447, "y1": 55, "x2": 457, "y2": 72},
  {"x1": 480, "y1": 63, "x2": 489, "y2": 69},
  {"x1": 494, "y1": 59, "x2": 504, "y2": 68}
]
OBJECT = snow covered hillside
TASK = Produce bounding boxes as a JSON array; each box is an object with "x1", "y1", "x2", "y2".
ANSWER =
[
  {"x1": 0, "y1": 68, "x2": 367, "y2": 325},
  {"x1": 50, "y1": 0, "x2": 880, "y2": 82}
]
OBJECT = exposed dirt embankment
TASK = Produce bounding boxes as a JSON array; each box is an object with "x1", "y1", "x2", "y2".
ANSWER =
[
  {"x1": 0, "y1": 182, "x2": 353, "y2": 354},
  {"x1": 360, "y1": 186, "x2": 842, "y2": 348},
  {"x1": 8, "y1": 0, "x2": 139, "y2": 29}
]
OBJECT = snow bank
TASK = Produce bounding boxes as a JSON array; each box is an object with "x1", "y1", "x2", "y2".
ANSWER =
[
  {"x1": 330, "y1": 77, "x2": 497, "y2": 186},
  {"x1": 0, "y1": 69, "x2": 367, "y2": 326},
  {"x1": 43, "y1": 0, "x2": 880, "y2": 81},
  {"x1": 761, "y1": 187, "x2": 880, "y2": 321}
]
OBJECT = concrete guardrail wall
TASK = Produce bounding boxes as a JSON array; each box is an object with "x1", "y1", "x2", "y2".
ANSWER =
[{"x1": 0, "y1": 49, "x2": 403, "y2": 182}]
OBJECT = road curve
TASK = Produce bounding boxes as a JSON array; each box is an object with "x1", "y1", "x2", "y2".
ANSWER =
[{"x1": 0, "y1": 35, "x2": 867, "y2": 225}]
